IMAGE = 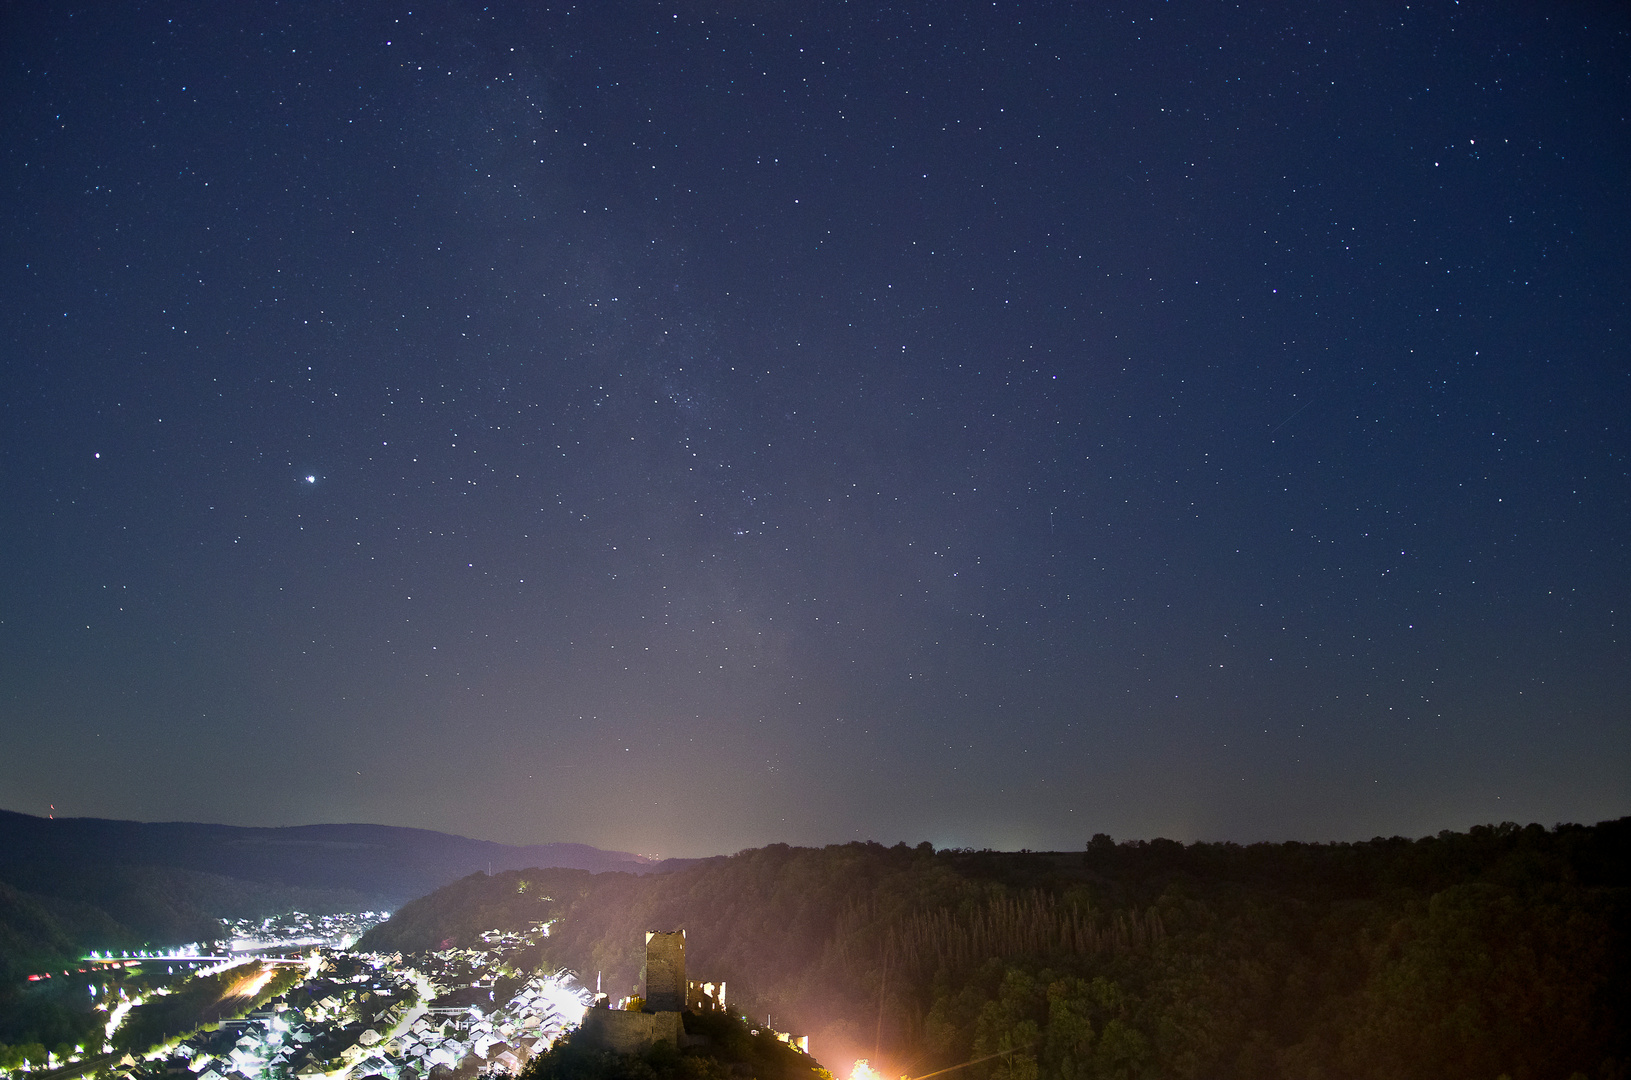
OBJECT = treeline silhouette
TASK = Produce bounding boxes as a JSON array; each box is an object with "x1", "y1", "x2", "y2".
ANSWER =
[{"x1": 359, "y1": 819, "x2": 1630, "y2": 1080}]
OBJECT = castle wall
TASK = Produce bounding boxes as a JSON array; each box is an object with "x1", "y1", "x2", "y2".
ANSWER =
[
  {"x1": 687, "y1": 980, "x2": 725, "y2": 1011},
  {"x1": 578, "y1": 1009, "x2": 683, "y2": 1055}
]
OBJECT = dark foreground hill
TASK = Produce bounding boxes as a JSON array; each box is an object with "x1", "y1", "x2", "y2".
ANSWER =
[
  {"x1": 522, "y1": 1009, "x2": 832, "y2": 1080},
  {"x1": 362, "y1": 819, "x2": 1631, "y2": 1080}
]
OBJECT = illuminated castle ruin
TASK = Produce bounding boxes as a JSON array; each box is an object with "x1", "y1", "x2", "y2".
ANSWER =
[
  {"x1": 578, "y1": 929, "x2": 801, "y2": 1057},
  {"x1": 578, "y1": 929, "x2": 688, "y2": 1053}
]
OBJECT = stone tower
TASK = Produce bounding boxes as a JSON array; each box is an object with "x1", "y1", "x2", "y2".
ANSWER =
[{"x1": 643, "y1": 930, "x2": 686, "y2": 1012}]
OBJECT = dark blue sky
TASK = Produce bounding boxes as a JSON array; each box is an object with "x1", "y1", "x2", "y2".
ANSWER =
[{"x1": 2, "y1": 1, "x2": 1626, "y2": 856}]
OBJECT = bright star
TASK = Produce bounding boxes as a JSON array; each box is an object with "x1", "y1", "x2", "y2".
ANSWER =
[{"x1": 305, "y1": 475, "x2": 316, "y2": 484}]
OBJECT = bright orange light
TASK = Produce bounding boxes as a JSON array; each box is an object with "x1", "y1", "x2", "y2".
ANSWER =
[
  {"x1": 226, "y1": 964, "x2": 276, "y2": 1000},
  {"x1": 850, "y1": 1059, "x2": 883, "y2": 1080}
]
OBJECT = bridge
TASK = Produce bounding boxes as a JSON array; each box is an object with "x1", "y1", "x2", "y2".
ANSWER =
[
  {"x1": 26, "y1": 953, "x2": 310, "y2": 982},
  {"x1": 82, "y1": 953, "x2": 310, "y2": 967}
]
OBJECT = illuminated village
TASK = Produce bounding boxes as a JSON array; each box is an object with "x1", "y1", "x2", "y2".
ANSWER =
[{"x1": 3, "y1": 918, "x2": 815, "y2": 1080}]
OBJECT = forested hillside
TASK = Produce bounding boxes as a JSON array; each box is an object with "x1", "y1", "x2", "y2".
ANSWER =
[{"x1": 360, "y1": 819, "x2": 1631, "y2": 1080}]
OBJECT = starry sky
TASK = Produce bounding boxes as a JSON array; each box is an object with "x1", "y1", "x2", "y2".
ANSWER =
[{"x1": 2, "y1": 1, "x2": 1627, "y2": 858}]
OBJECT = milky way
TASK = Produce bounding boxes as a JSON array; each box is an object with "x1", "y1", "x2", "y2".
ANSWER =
[{"x1": 1, "y1": 1, "x2": 1626, "y2": 854}]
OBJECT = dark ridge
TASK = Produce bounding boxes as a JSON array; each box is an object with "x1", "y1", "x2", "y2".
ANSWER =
[{"x1": 0, "y1": 809, "x2": 677, "y2": 905}]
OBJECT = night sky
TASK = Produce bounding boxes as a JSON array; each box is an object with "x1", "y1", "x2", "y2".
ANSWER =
[{"x1": 3, "y1": 1, "x2": 1627, "y2": 857}]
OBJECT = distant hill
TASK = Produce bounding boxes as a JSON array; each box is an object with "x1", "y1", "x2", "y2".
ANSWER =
[
  {"x1": 0, "y1": 809, "x2": 690, "y2": 978},
  {"x1": 0, "y1": 810, "x2": 675, "y2": 905}
]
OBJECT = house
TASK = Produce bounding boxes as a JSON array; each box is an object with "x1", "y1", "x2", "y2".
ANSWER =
[{"x1": 353, "y1": 1054, "x2": 396, "y2": 1080}]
